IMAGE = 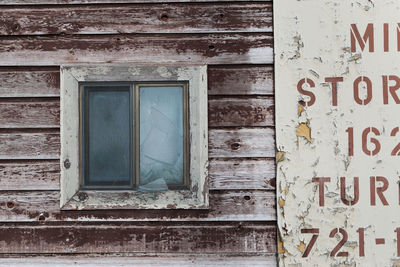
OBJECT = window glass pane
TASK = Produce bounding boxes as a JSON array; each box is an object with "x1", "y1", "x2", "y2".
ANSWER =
[
  {"x1": 139, "y1": 85, "x2": 185, "y2": 191},
  {"x1": 83, "y1": 86, "x2": 132, "y2": 188}
]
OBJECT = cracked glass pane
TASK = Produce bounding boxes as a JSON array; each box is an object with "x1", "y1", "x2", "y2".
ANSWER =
[
  {"x1": 84, "y1": 86, "x2": 132, "y2": 188},
  {"x1": 139, "y1": 85, "x2": 184, "y2": 190}
]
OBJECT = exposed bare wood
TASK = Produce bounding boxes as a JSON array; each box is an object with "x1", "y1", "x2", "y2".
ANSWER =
[
  {"x1": 0, "y1": 161, "x2": 59, "y2": 190},
  {"x1": 209, "y1": 128, "x2": 275, "y2": 158},
  {"x1": 2, "y1": 0, "x2": 271, "y2": 4},
  {"x1": 209, "y1": 158, "x2": 275, "y2": 190},
  {"x1": 0, "y1": 71, "x2": 59, "y2": 97},
  {"x1": 0, "y1": 34, "x2": 273, "y2": 66},
  {"x1": 0, "y1": 98, "x2": 273, "y2": 128},
  {"x1": 0, "y1": 254, "x2": 277, "y2": 267},
  {"x1": 0, "y1": 129, "x2": 274, "y2": 159},
  {"x1": 208, "y1": 65, "x2": 274, "y2": 95},
  {"x1": 0, "y1": 223, "x2": 276, "y2": 253},
  {"x1": 0, "y1": 66, "x2": 274, "y2": 97},
  {"x1": 0, "y1": 159, "x2": 275, "y2": 191},
  {"x1": 209, "y1": 97, "x2": 274, "y2": 127},
  {"x1": 0, "y1": 190, "x2": 275, "y2": 222},
  {"x1": 0, "y1": 101, "x2": 59, "y2": 128},
  {"x1": 0, "y1": 3, "x2": 272, "y2": 36},
  {"x1": 0, "y1": 133, "x2": 60, "y2": 160}
]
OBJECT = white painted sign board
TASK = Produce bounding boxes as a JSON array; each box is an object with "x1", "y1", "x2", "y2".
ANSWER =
[{"x1": 275, "y1": 0, "x2": 400, "y2": 266}]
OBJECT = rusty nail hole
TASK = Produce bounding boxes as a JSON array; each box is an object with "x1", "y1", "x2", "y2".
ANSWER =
[
  {"x1": 64, "y1": 159, "x2": 71, "y2": 169},
  {"x1": 116, "y1": 38, "x2": 121, "y2": 41},
  {"x1": 244, "y1": 195, "x2": 251, "y2": 201},
  {"x1": 231, "y1": 143, "x2": 240, "y2": 150},
  {"x1": 208, "y1": 45, "x2": 215, "y2": 50},
  {"x1": 6, "y1": 202, "x2": 14, "y2": 209},
  {"x1": 237, "y1": 224, "x2": 243, "y2": 230},
  {"x1": 161, "y1": 14, "x2": 169, "y2": 21},
  {"x1": 38, "y1": 213, "x2": 46, "y2": 221},
  {"x1": 219, "y1": 14, "x2": 224, "y2": 18},
  {"x1": 298, "y1": 100, "x2": 306, "y2": 106},
  {"x1": 78, "y1": 192, "x2": 88, "y2": 202}
]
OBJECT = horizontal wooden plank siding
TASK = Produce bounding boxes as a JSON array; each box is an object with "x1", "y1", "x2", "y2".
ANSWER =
[
  {"x1": 0, "y1": 70, "x2": 59, "y2": 97},
  {"x1": 0, "y1": 0, "x2": 277, "y2": 262},
  {"x1": 0, "y1": 66, "x2": 273, "y2": 97},
  {"x1": 0, "y1": 97, "x2": 273, "y2": 128},
  {"x1": 209, "y1": 158, "x2": 275, "y2": 190},
  {"x1": 0, "y1": 159, "x2": 275, "y2": 191},
  {"x1": 0, "y1": 3, "x2": 272, "y2": 35},
  {"x1": 0, "y1": 255, "x2": 277, "y2": 267},
  {"x1": 208, "y1": 65, "x2": 274, "y2": 95},
  {"x1": 0, "y1": 191, "x2": 276, "y2": 222},
  {"x1": 1, "y1": 0, "x2": 271, "y2": 4},
  {"x1": 0, "y1": 34, "x2": 273, "y2": 66},
  {"x1": 209, "y1": 97, "x2": 274, "y2": 127},
  {"x1": 209, "y1": 128, "x2": 275, "y2": 158},
  {"x1": 0, "y1": 128, "x2": 275, "y2": 159},
  {"x1": 0, "y1": 223, "x2": 276, "y2": 254}
]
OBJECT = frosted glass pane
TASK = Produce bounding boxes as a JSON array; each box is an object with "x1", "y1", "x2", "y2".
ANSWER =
[
  {"x1": 84, "y1": 86, "x2": 132, "y2": 187},
  {"x1": 139, "y1": 86, "x2": 184, "y2": 190}
]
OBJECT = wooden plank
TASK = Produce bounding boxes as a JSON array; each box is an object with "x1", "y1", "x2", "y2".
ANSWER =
[
  {"x1": 0, "y1": 101, "x2": 59, "y2": 128},
  {"x1": 0, "y1": 132, "x2": 60, "y2": 160},
  {"x1": 0, "y1": 128, "x2": 274, "y2": 159},
  {"x1": 0, "y1": 3, "x2": 272, "y2": 35},
  {"x1": 0, "y1": 159, "x2": 275, "y2": 191},
  {"x1": 0, "y1": 161, "x2": 60, "y2": 190},
  {"x1": 0, "y1": 66, "x2": 274, "y2": 97},
  {"x1": 1, "y1": 0, "x2": 271, "y2": 5},
  {"x1": 0, "y1": 255, "x2": 277, "y2": 267},
  {"x1": 0, "y1": 33, "x2": 273, "y2": 66},
  {"x1": 0, "y1": 223, "x2": 276, "y2": 254},
  {"x1": 209, "y1": 97, "x2": 274, "y2": 127},
  {"x1": 209, "y1": 128, "x2": 275, "y2": 158},
  {"x1": 0, "y1": 98, "x2": 273, "y2": 128},
  {"x1": 209, "y1": 159, "x2": 275, "y2": 190},
  {"x1": 208, "y1": 65, "x2": 274, "y2": 95},
  {"x1": 0, "y1": 190, "x2": 276, "y2": 222},
  {"x1": 0, "y1": 70, "x2": 59, "y2": 97}
]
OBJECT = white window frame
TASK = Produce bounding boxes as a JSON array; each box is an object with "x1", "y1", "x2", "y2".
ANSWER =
[{"x1": 60, "y1": 65, "x2": 208, "y2": 210}]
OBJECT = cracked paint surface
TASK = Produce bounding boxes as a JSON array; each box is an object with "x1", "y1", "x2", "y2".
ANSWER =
[{"x1": 275, "y1": 0, "x2": 400, "y2": 266}]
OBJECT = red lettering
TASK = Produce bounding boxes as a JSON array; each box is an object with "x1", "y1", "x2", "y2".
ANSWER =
[
  {"x1": 297, "y1": 78, "x2": 316, "y2": 107},
  {"x1": 353, "y1": 76, "x2": 372, "y2": 105},
  {"x1": 312, "y1": 177, "x2": 330, "y2": 206},
  {"x1": 340, "y1": 177, "x2": 359, "y2": 206},
  {"x1": 325, "y1": 77, "x2": 343, "y2": 106},
  {"x1": 351, "y1": 23, "x2": 374, "y2": 52},
  {"x1": 370, "y1": 176, "x2": 389, "y2": 206}
]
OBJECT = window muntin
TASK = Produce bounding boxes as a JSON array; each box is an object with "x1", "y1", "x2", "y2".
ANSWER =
[{"x1": 80, "y1": 82, "x2": 189, "y2": 191}]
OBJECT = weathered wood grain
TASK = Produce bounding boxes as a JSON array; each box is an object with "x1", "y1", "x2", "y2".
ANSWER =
[
  {"x1": 209, "y1": 158, "x2": 275, "y2": 190},
  {"x1": 209, "y1": 128, "x2": 275, "y2": 158},
  {"x1": 0, "y1": 66, "x2": 274, "y2": 97},
  {"x1": 0, "y1": 70, "x2": 59, "y2": 97},
  {"x1": 0, "y1": 254, "x2": 277, "y2": 267},
  {"x1": 208, "y1": 65, "x2": 274, "y2": 95},
  {"x1": 0, "y1": 161, "x2": 60, "y2": 190},
  {"x1": 209, "y1": 97, "x2": 274, "y2": 127},
  {"x1": 0, "y1": 159, "x2": 275, "y2": 190},
  {"x1": 0, "y1": 190, "x2": 276, "y2": 222},
  {"x1": 1, "y1": 0, "x2": 271, "y2": 4},
  {"x1": 0, "y1": 34, "x2": 273, "y2": 66},
  {"x1": 0, "y1": 3, "x2": 272, "y2": 35},
  {"x1": 0, "y1": 101, "x2": 59, "y2": 128},
  {"x1": 0, "y1": 222, "x2": 276, "y2": 254},
  {"x1": 0, "y1": 132, "x2": 60, "y2": 160},
  {"x1": 0, "y1": 129, "x2": 275, "y2": 159},
  {"x1": 0, "y1": 98, "x2": 273, "y2": 128}
]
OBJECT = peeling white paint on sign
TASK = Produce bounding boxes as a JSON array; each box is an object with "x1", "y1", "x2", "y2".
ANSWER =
[{"x1": 274, "y1": 0, "x2": 400, "y2": 266}]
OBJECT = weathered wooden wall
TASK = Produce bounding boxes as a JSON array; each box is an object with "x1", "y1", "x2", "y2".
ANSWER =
[{"x1": 0, "y1": 0, "x2": 275, "y2": 265}]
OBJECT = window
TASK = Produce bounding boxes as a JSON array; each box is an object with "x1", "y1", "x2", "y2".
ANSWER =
[{"x1": 60, "y1": 65, "x2": 208, "y2": 210}]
